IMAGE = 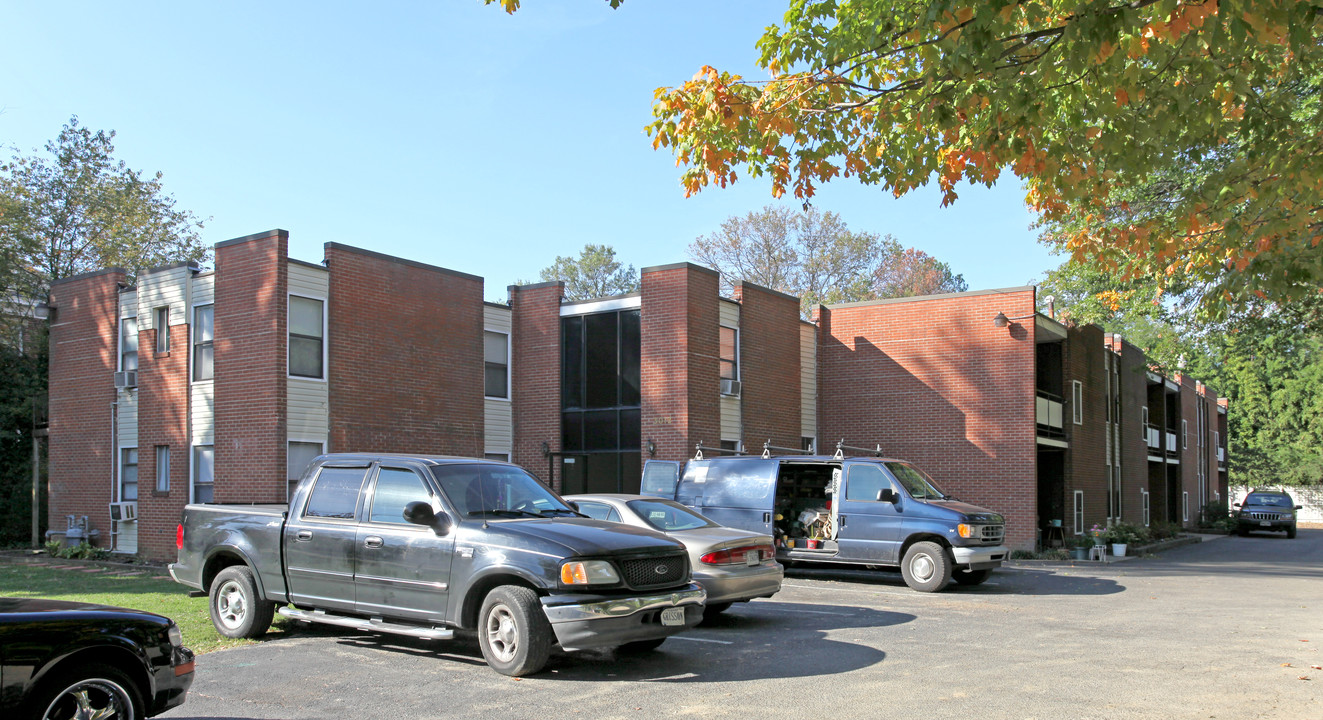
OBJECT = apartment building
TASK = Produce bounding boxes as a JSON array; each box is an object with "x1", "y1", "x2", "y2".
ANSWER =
[{"x1": 45, "y1": 230, "x2": 1226, "y2": 560}]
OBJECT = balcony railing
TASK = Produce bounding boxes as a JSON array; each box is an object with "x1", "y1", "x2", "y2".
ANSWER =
[
  {"x1": 1217, "y1": 447, "x2": 1225, "y2": 463},
  {"x1": 1166, "y1": 432, "x2": 1178, "y2": 455},
  {"x1": 1145, "y1": 425, "x2": 1160, "y2": 449},
  {"x1": 1036, "y1": 392, "x2": 1065, "y2": 438}
]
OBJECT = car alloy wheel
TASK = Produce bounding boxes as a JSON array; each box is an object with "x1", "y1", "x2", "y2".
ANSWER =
[
  {"x1": 42, "y1": 676, "x2": 136, "y2": 720},
  {"x1": 484, "y1": 602, "x2": 520, "y2": 663},
  {"x1": 215, "y1": 578, "x2": 249, "y2": 630}
]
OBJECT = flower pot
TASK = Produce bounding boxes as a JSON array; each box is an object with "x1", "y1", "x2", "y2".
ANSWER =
[
  {"x1": 1111, "y1": 543, "x2": 1127, "y2": 557},
  {"x1": 1071, "y1": 546, "x2": 1089, "y2": 560}
]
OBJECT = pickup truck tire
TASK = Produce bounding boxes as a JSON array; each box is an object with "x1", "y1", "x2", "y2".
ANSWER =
[
  {"x1": 478, "y1": 585, "x2": 552, "y2": 677},
  {"x1": 952, "y1": 568, "x2": 993, "y2": 586},
  {"x1": 210, "y1": 565, "x2": 275, "y2": 639},
  {"x1": 900, "y1": 541, "x2": 952, "y2": 592}
]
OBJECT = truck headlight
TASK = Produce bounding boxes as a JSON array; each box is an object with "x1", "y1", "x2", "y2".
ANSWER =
[{"x1": 560, "y1": 560, "x2": 621, "y2": 585}]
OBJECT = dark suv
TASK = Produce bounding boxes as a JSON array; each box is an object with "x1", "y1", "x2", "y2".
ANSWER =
[{"x1": 1234, "y1": 490, "x2": 1302, "y2": 538}]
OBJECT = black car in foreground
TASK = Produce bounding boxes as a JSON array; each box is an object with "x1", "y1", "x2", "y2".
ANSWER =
[
  {"x1": 1234, "y1": 490, "x2": 1302, "y2": 538},
  {"x1": 0, "y1": 598, "x2": 194, "y2": 719}
]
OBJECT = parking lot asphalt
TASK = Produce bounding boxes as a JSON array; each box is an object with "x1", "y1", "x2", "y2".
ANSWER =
[{"x1": 163, "y1": 530, "x2": 1321, "y2": 720}]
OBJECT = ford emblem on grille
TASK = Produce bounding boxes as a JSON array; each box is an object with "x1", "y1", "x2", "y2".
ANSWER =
[{"x1": 655, "y1": 564, "x2": 669, "y2": 575}]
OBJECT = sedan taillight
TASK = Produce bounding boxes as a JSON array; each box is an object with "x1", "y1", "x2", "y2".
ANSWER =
[{"x1": 700, "y1": 544, "x2": 774, "y2": 565}]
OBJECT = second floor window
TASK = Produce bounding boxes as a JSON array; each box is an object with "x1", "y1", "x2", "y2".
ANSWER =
[
  {"x1": 154, "y1": 307, "x2": 170, "y2": 353},
  {"x1": 485, "y1": 331, "x2": 509, "y2": 399},
  {"x1": 193, "y1": 305, "x2": 214, "y2": 381},
  {"x1": 289, "y1": 296, "x2": 324, "y2": 379},
  {"x1": 120, "y1": 317, "x2": 138, "y2": 371},
  {"x1": 720, "y1": 326, "x2": 738, "y2": 381}
]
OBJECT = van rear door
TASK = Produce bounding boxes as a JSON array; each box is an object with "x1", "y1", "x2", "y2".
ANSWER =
[
  {"x1": 640, "y1": 460, "x2": 682, "y2": 499},
  {"x1": 675, "y1": 458, "x2": 778, "y2": 536}
]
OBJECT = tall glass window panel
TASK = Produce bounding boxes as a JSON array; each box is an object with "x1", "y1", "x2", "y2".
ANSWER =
[
  {"x1": 561, "y1": 316, "x2": 583, "y2": 408},
  {"x1": 484, "y1": 331, "x2": 509, "y2": 399},
  {"x1": 289, "y1": 296, "x2": 324, "y2": 378},
  {"x1": 619, "y1": 310, "x2": 641, "y2": 406},
  {"x1": 193, "y1": 305, "x2": 214, "y2": 381},
  {"x1": 155, "y1": 446, "x2": 171, "y2": 492},
  {"x1": 120, "y1": 448, "x2": 138, "y2": 501},
  {"x1": 120, "y1": 317, "x2": 138, "y2": 371},
  {"x1": 720, "y1": 326, "x2": 738, "y2": 380},
  {"x1": 584, "y1": 313, "x2": 619, "y2": 408},
  {"x1": 193, "y1": 445, "x2": 214, "y2": 503}
]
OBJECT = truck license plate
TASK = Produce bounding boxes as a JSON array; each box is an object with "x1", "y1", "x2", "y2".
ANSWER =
[
  {"x1": 661, "y1": 607, "x2": 685, "y2": 626},
  {"x1": 1260, "y1": 521, "x2": 1272, "y2": 526}
]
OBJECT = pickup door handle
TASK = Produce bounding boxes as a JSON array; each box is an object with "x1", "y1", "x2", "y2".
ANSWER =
[
  {"x1": 295, "y1": 530, "x2": 313, "y2": 541},
  {"x1": 363, "y1": 536, "x2": 383, "y2": 549}
]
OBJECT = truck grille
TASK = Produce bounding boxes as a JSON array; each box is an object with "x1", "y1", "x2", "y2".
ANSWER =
[
  {"x1": 979, "y1": 525, "x2": 1005, "y2": 544},
  {"x1": 619, "y1": 554, "x2": 687, "y2": 589}
]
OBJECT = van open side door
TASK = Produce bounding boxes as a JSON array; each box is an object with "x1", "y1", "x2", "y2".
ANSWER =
[{"x1": 640, "y1": 460, "x2": 682, "y2": 499}]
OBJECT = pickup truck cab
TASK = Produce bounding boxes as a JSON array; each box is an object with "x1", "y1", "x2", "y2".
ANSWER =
[
  {"x1": 169, "y1": 454, "x2": 705, "y2": 676},
  {"x1": 641, "y1": 451, "x2": 1009, "y2": 592}
]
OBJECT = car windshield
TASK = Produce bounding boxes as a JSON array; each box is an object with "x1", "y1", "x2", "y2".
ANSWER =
[
  {"x1": 626, "y1": 499, "x2": 716, "y2": 532},
  {"x1": 1244, "y1": 494, "x2": 1289, "y2": 507},
  {"x1": 884, "y1": 462, "x2": 947, "y2": 500},
  {"x1": 430, "y1": 464, "x2": 576, "y2": 518}
]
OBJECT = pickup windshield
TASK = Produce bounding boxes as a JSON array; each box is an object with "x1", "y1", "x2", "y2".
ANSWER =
[
  {"x1": 884, "y1": 462, "x2": 947, "y2": 500},
  {"x1": 430, "y1": 464, "x2": 577, "y2": 518}
]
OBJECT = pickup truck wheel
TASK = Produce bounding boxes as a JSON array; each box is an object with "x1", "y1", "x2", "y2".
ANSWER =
[
  {"x1": 210, "y1": 565, "x2": 275, "y2": 639},
  {"x1": 952, "y1": 568, "x2": 993, "y2": 586},
  {"x1": 478, "y1": 586, "x2": 552, "y2": 677},
  {"x1": 901, "y1": 541, "x2": 952, "y2": 592}
]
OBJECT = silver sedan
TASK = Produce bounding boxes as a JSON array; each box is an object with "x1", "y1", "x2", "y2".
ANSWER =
[{"x1": 564, "y1": 494, "x2": 784, "y2": 616}]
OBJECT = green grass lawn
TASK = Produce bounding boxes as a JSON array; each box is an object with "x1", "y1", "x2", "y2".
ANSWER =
[{"x1": 0, "y1": 558, "x2": 305, "y2": 654}]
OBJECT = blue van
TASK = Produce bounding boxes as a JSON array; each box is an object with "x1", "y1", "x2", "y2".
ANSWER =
[{"x1": 641, "y1": 451, "x2": 1008, "y2": 592}]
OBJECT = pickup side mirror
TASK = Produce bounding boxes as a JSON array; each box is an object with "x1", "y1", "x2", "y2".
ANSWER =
[
  {"x1": 403, "y1": 501, "x2": 452, "y2": 535},
  {"x1": 877, "y1": 488, "x2": 898, "y2": 504}
]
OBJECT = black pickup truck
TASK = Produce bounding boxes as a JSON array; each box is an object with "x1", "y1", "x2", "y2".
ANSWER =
[{"x1": 169, "y1": 453, "x2": 705, "y2": 676}]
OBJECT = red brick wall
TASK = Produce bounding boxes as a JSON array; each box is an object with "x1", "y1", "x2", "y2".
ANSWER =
[
  {"x1": 136, "y1": 322, "x2": 191, "y2": 559},
  {"x1": 818, "y1": 288, "x2": 1038, "y2": 549},
  {"x1": 326, "y1": 244, "x2": 484, "y2": 457},
  {"x1": 1178, "y1": 375, "x2": 1199, "y2": 526},
  {"x1": 214, "y1": 231, "x2": 288, "y2": 503},
  {"x1": 47, "y1": 269, "x2": 126, "y2": 549},
  {"x1": 1064, "y1": 325, "x2": 1109, "y2": 533},
  {"x1": 733, "y1": 282, "x2": 802, "y2": 451},
  {"x1": 1116, "y1": 339, "x2": 1151, "y2": 525},
  {"x1": 509, "y1": 282, "x2": 563, "y2": 486},
  {"x1": 641, "y1": 264, "x2": 720, "y2": 463}
]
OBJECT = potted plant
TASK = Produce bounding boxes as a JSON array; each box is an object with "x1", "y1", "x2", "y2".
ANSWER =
[
  {"x1": 1105, "y1": 522, "x2": 1144, "y2": 557},
  {"x1": 1070, "y1": 538, "x2": 1090, "y2": 561}
]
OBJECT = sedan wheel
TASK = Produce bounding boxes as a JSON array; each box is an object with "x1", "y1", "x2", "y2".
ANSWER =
[{"x1": 38, "y1": 664, "x2": 141, "y2": 720}]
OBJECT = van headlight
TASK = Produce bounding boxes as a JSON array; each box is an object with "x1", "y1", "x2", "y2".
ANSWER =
[
  {"x1": 560, "y1": 560, "x2": 621, "y2": 585},
  {"x1": 957, "y1": 524, "x2": 984, "y2": 539}
]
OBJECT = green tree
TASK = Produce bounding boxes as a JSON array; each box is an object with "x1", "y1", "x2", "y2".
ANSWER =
[
  {"x1": 0, "y1": 116, "x2": 210, "y2": 304},
  {"x1": 537, "y1": 243, "x2": 640, "y2": 301},
  {"x1": 633, "y1": 0, "x2": 1322, "y2": 312},
  {"x1": 691, "y1": 204, "x2": 966, "y2": 316}
]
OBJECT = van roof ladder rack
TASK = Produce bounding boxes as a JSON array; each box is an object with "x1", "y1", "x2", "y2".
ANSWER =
[
  {"x1": 833, "y1": 440, "x2": 885, "y2": 460},
  {"x1": 693, "y1": 443, "x2": 747, "y2": 461},
  {"x1": 761, "y1": 440, "x2": 806, "y2": 459}
]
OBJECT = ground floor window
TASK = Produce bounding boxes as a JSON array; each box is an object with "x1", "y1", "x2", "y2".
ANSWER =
[
  {"x1": 1142, "y1": 489, "x2": 1151, "y2": 527},
  {"x1": 288, "y1": 441, "x2": 324, "y2": 501},
  {"x1": 1182, "y1": 491, "x2": 1189, "y2": 523},
  {"x1": 1072, "y1": 490, "x2": 1084, "y2": 535},
  {"x1": 120, "y1": 448, "x2": 138, "y2": 501},
  {"x1": 155, "y1": 446, "x2": 170, "y2": 493},
  {"x1": 484, "y1": 452, "x2": 510, "y2": 462}
]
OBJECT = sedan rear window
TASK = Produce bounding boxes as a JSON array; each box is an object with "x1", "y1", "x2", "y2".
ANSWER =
[{"x1": 627, "y1": 499, "x2": 715, "y2": 532}]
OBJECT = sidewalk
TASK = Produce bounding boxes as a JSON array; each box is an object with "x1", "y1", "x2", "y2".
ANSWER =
[{"x1": 0, "y1": 549, "x2": 172, "y2": 579}]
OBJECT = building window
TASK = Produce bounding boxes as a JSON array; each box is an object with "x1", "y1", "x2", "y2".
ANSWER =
[
  {"x1": 1182, "y1": 419, "x2": 1188, "y2": 449},
  {"x1": 1072, "y1": 490, "x2": 1084, "y2": 535},
  {"x1": 193, "y1": 304, "x2": 214, "y2": 381},
  {"x1": 120, "y1": 448, "x2": 138, "y2": 501},
  {"x1": 560, "y1": 310, "x2": 642, "y2": 494},
  {"x1": 154, "y1": 307, "x2": 170, "y2": 353},
  {"x1": 1071, "y1": 380, "x2": 1083, "y2": 424},
  {"x1": 484, "y1": 453, "x2": 510, "y2": 462},
  {"x1": 719, "y1": 440, "x2": 740, "y2": 454},
  {"x1": 288, "y1": 441, "x2": 324, "y2": 501},
  {"x1": 193, "y1": 445, "x2": 214, "y2": 503},
  {"x1": 802, "y1": 437, "x2": 816, "y2": 453},
  {"x1": 484, "y1": 331, "x2": 509, "y2": 399},
  {"x1": 119, "y1": 317, "x2": 138, "y2": 371},
  {"x1": 1141, "y1": 406, "x2": 1149, "y2": 438},
  {"x1": 1142, "y1": 489, "x2": 1151, "y2": 526},
  {"x1": 1182, "y1": 491, "x2": 1189, "y2": 523},
  {"x1": 289, "y1": 296, "x2": 325, "y2": 379},
  {"x1": 720, "y1": 326, "x2": 739, "y2": 382},
  {"x1": 155, "y1": 445, "x2": 170, "y2": 493}
]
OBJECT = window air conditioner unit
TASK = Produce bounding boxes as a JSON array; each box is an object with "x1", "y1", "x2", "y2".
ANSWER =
[
  {"x1": 108, "y1": 501, "x2": 137, "y2": 522},
  {"x1": 113, "y1": 370, "x2": 137, "y2": 389},
  {"x1": 720, "y1": 378, "x2": 742, "y2": 396}
]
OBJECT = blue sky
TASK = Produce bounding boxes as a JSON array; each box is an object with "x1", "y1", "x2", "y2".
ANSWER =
[{"x1": 2, "y1": 1, "x2": 1061, "y2": 301}]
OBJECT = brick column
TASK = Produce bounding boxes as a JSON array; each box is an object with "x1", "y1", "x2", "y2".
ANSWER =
[
  {"x1": 640, "y1": 263, "x2": 720, "y2": 463},
  {"x1": 733, "y1": 281, "x2": 802, "y2": 451},
  {"x1": 214, "y1": 230, "x2": 288, "y2": 503},
  {"x1": 510, "y1": 282, "x2": 563, "y2": 485},
  {"x1": 136, "y1": 320, "x2": 191, "y2": 559}
]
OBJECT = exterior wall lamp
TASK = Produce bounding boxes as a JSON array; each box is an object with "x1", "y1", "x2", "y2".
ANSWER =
[
  {"x1": 646, "y1": 439, "x2": 656, "y2": 457},
  {"x1": 993, "y1": 311, "x2": 1036, "y2": 329}
]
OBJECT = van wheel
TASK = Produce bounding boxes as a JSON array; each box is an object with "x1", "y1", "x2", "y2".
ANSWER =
[
  {"x1": 478, "y1": 585, "x2": 552, "y2": 677},
  {"x1": 901, "y1": 542, "x2": 952, "y2": 592},
  {"x1": 952, "y1": 568, "x2": 993, "y2": 586},
  {"x1": 210, "y1": 565, "x2": 275, "y2": 639}
]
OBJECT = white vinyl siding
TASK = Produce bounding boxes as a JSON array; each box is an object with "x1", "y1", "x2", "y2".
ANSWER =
[
  {"x1": 288, "y1": 261, "x2": 329, "y2": 298},
  {"x1": 483, "y1": 305, "x2": 513, "y2": 458},
  {"x1": 116, "y1": 391, "x2": 138, "y2": 448},
  {"x1": 136, "y1": 265, "x2": 190, "y2": 338},
  {"x1": 718, "y1": 300, "x2": 741, "y2": 442},
  {"x1": 287, "y1": 379, "x2": 330, "y2": 444},
  {"x1": 800, "y1": 322, "x2": 817, "y2": 438},
  {"x1": 190, "y1": 383, "x2": 214, "y2": 446}
]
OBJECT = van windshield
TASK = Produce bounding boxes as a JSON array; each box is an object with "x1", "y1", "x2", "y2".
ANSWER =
[{"x1": 885, "y1": 462, "x2": 947, "y2": 500}]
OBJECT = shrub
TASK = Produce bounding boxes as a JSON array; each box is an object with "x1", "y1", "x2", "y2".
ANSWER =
[
  {"x1": 1105, "y1": 521, "x2": 1150, "y2": 545},
  {"x1": 1199, "y1": 501, "x2": 1230, "y2": 528},
  {"x1": 1148, "y1": 521, "x2": 1184, "y2": 541},
  {"x1": 52, "y1": 542, "x2": 109, "y2": 560}
]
